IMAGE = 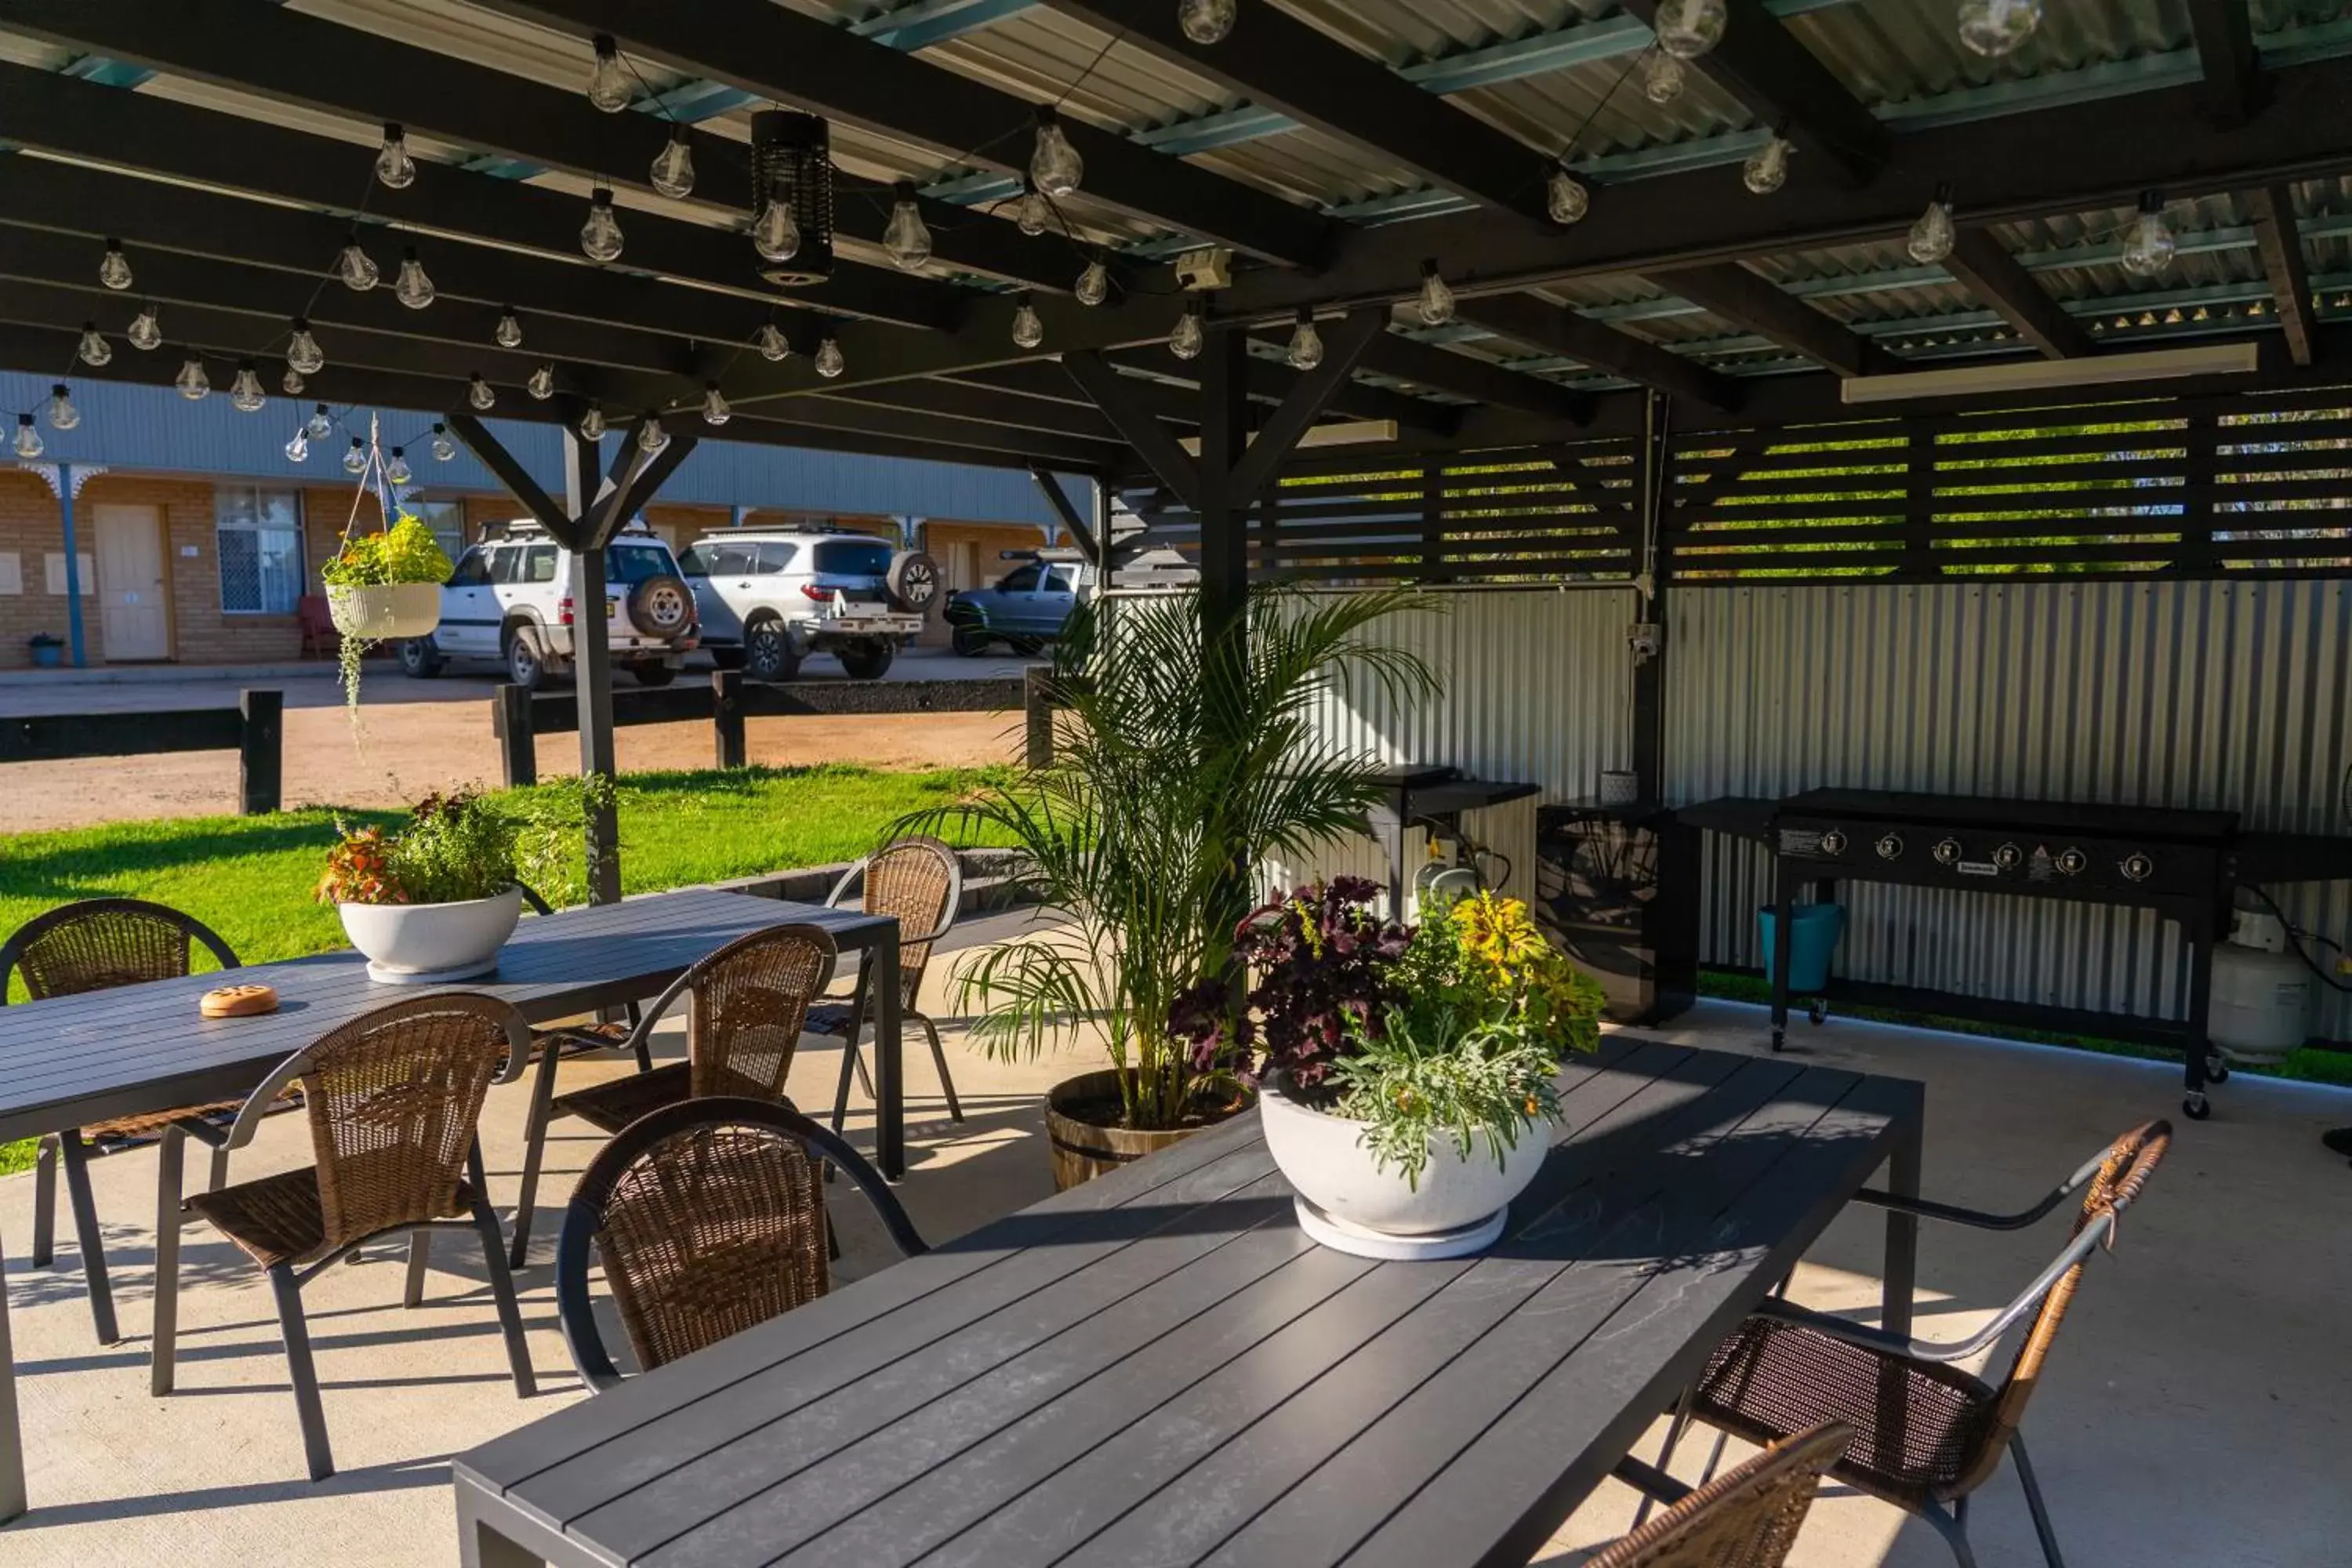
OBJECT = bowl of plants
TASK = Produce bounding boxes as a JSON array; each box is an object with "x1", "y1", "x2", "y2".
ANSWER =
[
  {"x1": 320, "y1": 789, "x2": 527, "y2": 983},
  {"x1": 324, "y1": 513, "x2": 451, "y2": 641}
]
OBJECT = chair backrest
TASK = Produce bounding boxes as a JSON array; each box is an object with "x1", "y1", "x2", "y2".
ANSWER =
[
  {"x1": 297, "y1": 593, "x2": 333, "y2": 634},
  {"x1": 829, "y1": 837, "x2": 960, "y2": 1008},
  {"x1": 1588, "y1": 1422, "x2": 1850, "y2": 1567},
  {"x1": 555, "y1": 1095, "x2": 927, "y2": 1390},
  {"x1": 0, "y1": 897, "x2": 238, "y2": 1002},
  {"x1": 682, "y1": 923, "x2": 837, "y2": 1100},
  {"x1": 295, "y1": 993, "x2": 524, "y2": 1253}
]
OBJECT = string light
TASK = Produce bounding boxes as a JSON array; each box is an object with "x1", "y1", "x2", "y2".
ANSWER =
[
  {"x1": 815, "y1": 336, "x2": 846, "y2": 378},
  {"x1": 46, "y1": 385, "x2": 78, "y2": 431},
  {"x1": 1416, "y1": 260, "x2": 1457, "y2": 327},
  {"x1": 586, "y1": 34, "x2": 632, "y2": 112},
  {"x1": 1907, "y1": 184, "x2": 1957, "y2": 263},
  {"x1": 337, "y1": 236, "x2": 380, "y2": 292},
  {"x1": 78, "y1": 324, "x2": 112, "y2": 368},
  {"x1": 1015, "y1": 181, "x2": 1051, "y2": 238},
  {"x1": 636, "y1": 414, "x2": 667, "y2": 454},
  {"x1": 285, "y1": 427, "x2": 310, "y2": 464},
  {"x1": 282, "y1": 366, "x2": 307, "y2": 396},
  {"x1": 753, "y1": 191, "x2": 801, "y2": 263},
  {"x1": 394, "y1": 248, "x2": 437, "y2": 309},
  {"x1": 579, "y1": 403, "x2": 608, "y2": 441},
  {"x1": 755, "y1": 323, "x2": 791, "y2": 362},
  {"x1": 129, "y1": 305, "x2": 163, "y2": 351},
  {"x1": 495, "y1": 309, "x2": 524, "y2": 350},
  {"x1": 1030, "y1": 107, "x2": 1083, "y2": 198},
  {"x1": 2119, "y1": 190, "x2": 2176, "y2": 278},
  {"x1": 13, "y1": 416, "x2": 42, "y2": 461},
  {"x1": 376, "y1": 122, "x2": 416, "y2": 189},
  {"x1": 432, "y1": 423, "x2": 458, "y2": 462},
  {"x1": 343, "y1": 437, "x2": 368, "y2": 475},
  {"x1": 386, "y1": 447, "x2": 412, "y2": 485},
  {"x1": 1011, "y1": 295, "x2": 1045, "y2": 349},
  {"x1": 307, "y1": 404, "x2": 333, "y2": 440},
  {"x1": 1178, "y1": 0, "x2": 1237, "y2": 44},
  {"x1": 883, "y1": 182, "x2": 933, "y2": 270},
  {"x1": 1171, "y1": 299, "x2": 1205, "y2": 360},
  {"x1": 1958, "y1": 0, "x2": 2042, "y2": 56},
  {"x1": 1287, "y1": 307, "x2": 1323, "y2": 371},
  {"x1": 99, "y1": 240, "x2": 132, "y2": 292},
  {"x1": 580, "y1": 188, "x2": 625, "y2": 263},
  {"x1": 1743, "y1": 135, "x2": 1793, "y2": 196},
  {"x1": 287, "y1": 319, "x2": 325, "y2": 375},
  {"x1": 468, "y1": 372, "x2": 495, "y2": 411},
  {"x1": 1076, "y1": 259, "x2": 1111, "y2": 307},
  {"x1": 175, "y1": 357, "x2": 211, "y2": 401},
  {"x1": 1654, "y1": 0, "x2": 1726, "y2": 58},
  {"x1": 701, "y1": 384, "x2": 732, "y2": 426},
  {"x1": 527, "y1": 364, "x2": 556, "y2": 400},
  {"x1": 230, "y1": 361, "x2": 267, "y2": 412},
  {"x1": 650, "y1": 127, "x2": 695, "y2": 199},
  {"x1": 1548, "y1": 167, "x2": 1591, "y2": 225},
  {"x1": 1643, "y1": 51, "x2": 1686, "y2": 104}
]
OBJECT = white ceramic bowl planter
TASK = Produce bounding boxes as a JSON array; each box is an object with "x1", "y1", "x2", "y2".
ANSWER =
[
  {"x1": 338, "y1": 885, "x2": 523, "y2": 983},
  {"x1": 1260, "y1": 1076, "x2": 1553, "y2": 1260},
  {"x1": 328, "y1": 581, "x2": 441, "y2": 641}
]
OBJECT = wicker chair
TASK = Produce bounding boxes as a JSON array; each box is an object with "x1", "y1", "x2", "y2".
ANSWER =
[
  {"x1": 813, "y1": 837, "x2": 966, "y2": 1134},
  {"x1": 506, "y1": 923, "x2": 837, "y2": 1268},
  {"x1": 1585, "y1": 1422, "x2": 1849, "y2": 1567},
  {"x1": 0, "y1": 898, "x2": 251, "y2": 1349},
  {"x1": 1671, "y1": 1120, "x2": 2171, "y2": 1568},
  {"x1": 164, "y1": 993, "x2": 539, "y2": 1482},
  {"x1": 554, "y1": 1095, "x2": 927, "y2": 1391}
]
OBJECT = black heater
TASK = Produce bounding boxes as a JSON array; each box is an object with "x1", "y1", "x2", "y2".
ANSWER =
[
  {"x1": 1535, "y1": 801, "x2": 1698, "y2": 1026},
  {"x1": 751, "y1": 109, "x2": 833, "y2": 288}
]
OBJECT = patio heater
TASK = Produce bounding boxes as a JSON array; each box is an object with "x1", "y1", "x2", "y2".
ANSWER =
[{"x1": 751, "y1": 110, "x2": 833, "y2": 287}]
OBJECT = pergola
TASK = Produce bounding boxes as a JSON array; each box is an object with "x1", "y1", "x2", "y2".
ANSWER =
[{"x1": 2, "y1": 0, "x2": 2345, "y2": 886}]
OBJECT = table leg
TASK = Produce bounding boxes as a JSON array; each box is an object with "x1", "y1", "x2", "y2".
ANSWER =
[
  {"x1": 1882, "y1": 1120, "x2": 1922, "y2": 1340},
  {"x1": 873, "y1": 932, "x2": 905, "y2": 1181},
  {"x1": 458, "y1": 1486, "x2": 548, "y2": 1568},
  {"x1": 0, "y1": 1232, "x2": 25, "y2": 1524},
  {"x1": 151, "y1": 1126, "x2": 186, "y2": 1396}
]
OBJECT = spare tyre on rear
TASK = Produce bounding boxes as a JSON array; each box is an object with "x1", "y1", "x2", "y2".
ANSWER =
[
  {"x1": 885, "y1": 550, "x2": 940, "y2": 613},
  {"x1": 626, "y1": 572, "x2": 695, "y2": 641}
]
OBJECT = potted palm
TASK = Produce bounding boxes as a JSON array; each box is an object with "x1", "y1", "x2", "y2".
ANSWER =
[
  {"x1": 1178, "y1": 879, "x2": 1604, "y2": 1258},
  {"x1": 908, "y1": 586, "x2": 1436, "y2": 1189},
  {"x1": 318, "y1": 789, "x2": 532, "y2": 982}
]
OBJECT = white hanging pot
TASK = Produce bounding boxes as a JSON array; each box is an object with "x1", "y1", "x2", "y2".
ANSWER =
[{"x1": 328, "y1": 581, "x2": 441, "y2": 640}]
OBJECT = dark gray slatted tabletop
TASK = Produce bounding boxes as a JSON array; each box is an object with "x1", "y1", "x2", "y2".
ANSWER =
[
  {"x1": 455, "y1": 1036, "x2": 1925, "y2": 1568},
  {"x1": 0, "y1": 888, "x2": 889, "y2": 1146}
]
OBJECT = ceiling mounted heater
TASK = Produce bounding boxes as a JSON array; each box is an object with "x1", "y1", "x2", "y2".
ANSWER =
[{"x1": 751, "y1": 109, "x2": 833, "y2": 288}]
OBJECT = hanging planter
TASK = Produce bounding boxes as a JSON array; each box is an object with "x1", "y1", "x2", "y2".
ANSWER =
[
  {"x1": 328, "y1": 579, "x2": 441, "y2": 639},
  {"x1": 321, "y1": 510, "x2": 453, "y2": 715}
]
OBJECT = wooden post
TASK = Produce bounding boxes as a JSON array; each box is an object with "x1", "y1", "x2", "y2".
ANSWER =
[
  {"x1": 237, "y1": 688, "x2": 281, "y2": 815},
  {"x1": 565, "y1": 430, "x2": 622, "y2": 906},
  {"x1": 1023, "y1": 665, "x2": 1054, "y2": 769},
  {"x1": 712, "y1": 668, "x2": 746, "y2": 769},
  {"x1": 492, "y1": 684, "x2": 537, "y2": 788}
]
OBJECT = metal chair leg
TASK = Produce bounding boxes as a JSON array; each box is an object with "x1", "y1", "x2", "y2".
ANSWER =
[
  {"x1": 1632, "y1": 1385, "x2": 1697, "y2": 1530},
  {"x1": 468, "y1": 1148, "x2": 536, "y2": 1399},
  {"x1": 56, "y1": 1130, "x2": 118, "y2": 1345},
  {"x1": 1921, "y1": 1500, "x2": 1980, "y2": 1568},
  {"x1": 403, "y1": 1232, "x2": 431, "y2": 1308},
  {"x1": 624, "y1": 1000, "x2": 650, "y2": 1073},
  {"x1": 268, "y1": 1264, "x2": 333, "y2": 1482},
  {"x1": 918, "y1": 1014, "x2": 963, "y2": 1122},
  {"x1": 830, "y1": 1036, "x2": 863, "y2": 1134},
  {"x1": 2009, "y1": 1435, "x2": 2067, "y2": 1568},
  {"x1": 30, "y1": 1135, "x2": 55, "y2": 1268},
  {"x1": 508, "y1": 1044, "x2": 562, "y2": 1270},
  {"x1": 151, "y1": 1127, "x2": 186, "y2": 1396},
  {"x1": 207, "y1": 1141, "x2": 230, "y2": 1193}
]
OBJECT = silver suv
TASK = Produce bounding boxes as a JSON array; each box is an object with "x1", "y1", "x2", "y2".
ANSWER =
[
  {"x1": 399, "y1": 520, "x2": 698, "y2": 689},
  {"x1": 680, "y1": 530, "x2": 939, "y2": 681}
]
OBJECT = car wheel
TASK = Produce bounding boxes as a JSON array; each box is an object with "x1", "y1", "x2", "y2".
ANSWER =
[
  {"x1": 710, "y1": 648, "x2": 746, "y2": 672},
  {"x1": 950, "y1": 626, "x2": 992, "y2": 657},
  {"x1": 625, "y1": 573, "x2": 695, "y2": 641},
  {"x1": 398, "y1": 637, "x2": 445, "y2": 677},
  {"x1": 886, "y1": 550, "x2": 942, "y2": 614},
  {"x1": 629, "y1": 662, "x2": 677, "y2": 688},
  {"x1": 504, "y1": 623, "x2": 548, "y2": 691},
  {"x1": 838, "y1": 641, "x2": 895, "y2": 681},
  {"x1": 743, "y1": 615, "x2": 801, "y2": 683}
]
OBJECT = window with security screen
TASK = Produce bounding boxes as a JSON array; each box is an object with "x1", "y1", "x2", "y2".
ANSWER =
[{"x1": 216, "y1": 487, "x2": 304, "y2": 614}]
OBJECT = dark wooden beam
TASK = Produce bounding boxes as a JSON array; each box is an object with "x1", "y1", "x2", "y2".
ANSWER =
[
  {"x1": 449, "y1": 0, "x2": 1333, "y2": 269},
  {"x1": 1455, "y1": 294, "x2": 1740, "y2": 410},
  {"x1": 1063, "y1": 351, "x2": 1201, "y2": 510},
  {"x1": 1030, "y1": 0, "x2": 1555, "y2": 223},
  {"x1": 1354, "y1": 332, "x2": 1594, "y2": 423},
  {"x1": 2247, "y1": 183, "x2": 2316, "y2": 365},
  {"x1": 1941, "y1": 227, "x2": 2092, "y2": 360},
  {"x1": 1617, "y1": 0, "x2": 1887, "y2": 183},
  {"x1": 823, "y1": 379, "x2": 1130, "y2": 442},
  {"x1": 446, "y1": 412, "x2": 579, "y2": 549},
  {"x1": 2186, "y1": 0, "x2": 2263, "y2": 128},
  {"x1": 1653, "y1": 263, "x2": 1886, "y2": 377},
  {"x1": 955, "y1": 361, "x2": 1201, "y2": 426},
  {"x1": 1113, "y1": 347, "x2": 1461, "y2": 435},
  {"x1": 1027, "y1": 466, "x2": 1102, "y2": 564},
  {"x1": 590, "y1": 427, "x2": 699, "y2": 547},
  {"x1": 1229, "y1": 309, "x2": 1386, "y2": 496}
]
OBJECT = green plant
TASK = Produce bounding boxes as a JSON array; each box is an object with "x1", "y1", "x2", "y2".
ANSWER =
[
  {"x1": 318, "y1": 788, "x2": 522, "y2": 906},
  {"x1": 899, "y1": 586, "x2": 1438, "y2": 1132},
  {"x1": 321, "y1": 513, "x2": 452, "y2": 589}
]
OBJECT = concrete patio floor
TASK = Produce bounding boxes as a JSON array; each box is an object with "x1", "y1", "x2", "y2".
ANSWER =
[{"x1": 0, "y1": 987, "x2": 2346, "y2": 1566}]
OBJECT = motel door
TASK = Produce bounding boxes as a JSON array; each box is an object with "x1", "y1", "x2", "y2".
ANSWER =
[{"x1": 93, "y1": 503, "x2": 170, "y2": 661}]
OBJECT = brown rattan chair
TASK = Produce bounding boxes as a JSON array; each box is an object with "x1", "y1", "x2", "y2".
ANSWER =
[
  {"x1": 506, "y1": 922, "x2": 838, "y2": 1267},
  {"x1": 1668, "y1": 1120, "x2": 2171, "y2": 1568},
  {"x1": 1584, "y1": 1421, "x2": 1850, "y2": 1567},
  {"x1": 815, "y1": 837, "x2": 966, "y2": 1134},
  {"x1": 162, "y1": 993, "x2": 539, "y2": 1481},
  {"x1": 554, "y1": 1095, "x2": 927, "y2": 1391},
  {"x1": 0, "y1": 898, "x2": 250, "y2": 1349}
]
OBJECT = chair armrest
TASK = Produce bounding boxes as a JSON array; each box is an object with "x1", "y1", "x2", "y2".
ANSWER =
[
  {"x1": 220, "y1": 1047, "x2": 315, "y2": 1152},
  {"x1": 1849, "y1": 1140, "x2": 2118, "y2": 1232},
  {"x1": 611, "y1": 966, "x2": 699, "y2": 1062}
]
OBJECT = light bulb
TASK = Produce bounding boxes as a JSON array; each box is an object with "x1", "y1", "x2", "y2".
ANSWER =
[
  {"x1": 1958, "y1": 0, "x2": 2042, "y2": 56},
  {"x1": 343, "y1": 437, "x2": 368, "y2": 475},
  {"x1": 13, "y1": 416, "x2": 42, "y2": 461},
  {"x1": 286, "y1": 319, "x2": 325, "y2": 375},
  {"x1": 376, "y1": 122, "x2": 416, "y2": 189},
  {"x1": 281, "y1": 365, "x2": 307, "y2": 396},
  {"x1": 636, "y1": 415, "x2": 666, "y2": 454},
  {"x1": 307, "y1": 404, "x2": 333, "y2": 440},
  {"x1": 175, "y1": 357, "x2": 211, "y2": 401},
  {"x1": 579, "y1": 404, "x2": 607, "y2": 442},
  {"x1": 755, "y1": 323, "x2": 791, "y2": 362},
  {"x1": 1178, "y1": 0, "x2": 1237, "y2": 44},
  {"x1": 883, "y1": 183, "x2": 933, "y2": 271},
  {"x1": 1643, "y1": 50, "x2": 1686, "y2": 104},
  {"x1": 386, "y1": 447, "x2": 412, "y2": 485},
  {"x1": 1416, "y1": 260, "x2": 1457, "y2": 327},
  {"x1": 99, "y1": 240, "x2": 132, "y2": 292},
  {"x1": 650, "y1": 128, "x2": 695, "y2": 199},
  {"x1": 230, "y1": 361, "x2": 267, "y2": 413},
  {"x1": 432, "y1": 423, "x2": 458, "y2": 462},
  {"x1": 1653, "y1": 0, "x2": 1726, "y2": 59},
  {"x1": 1287, "y1": 310, "x2": 1323, "y2": 372},
  {"x1": 1015, "y1": 184, "x2": 1051, "y2": 237},
  {"x1": 753, "y1": 195, "x2": 801, "y2": 263},
  {"x1": 1742, "y1": 136, "x2": 1793, "y2": 196},
  {"x1": 1011, "y1": 297, "x2": 1045, "y2": 349},
  {"x1": 1076, "y1": 259, "x2": 1111, "y2": 307},
  {"x1": 395, "y1": 249, "x2": 436, "y2": 308},
  {"x1": 495, "y1": 309, "x2": 524, "y2": 350},
  {"x1": 1548, "y1": 168, "x2": 1590, "y2": 226},
  {"x1": 1030, "y1": 107, "x2": 1083, "y2": 198},
  {"x1": 77, "y1": 324, "x2": 112, "y2": 368},
  {"x1": 1171, "y1": 303, "x2": 1204, "y2": 360},
  {"x1": 129, "y1": 305, "x2": 163, "y2": 351},
  {"x1": 2120, "y1": 193, "x2": 2176, "y2": 278},
  {"x1": 581, "y1": 188, "x2": 624, "y2": 263},
  {"x1": 587, "y1": 34, "x2": 632, "y2": 112},
  {"x1": 701, "y1": 384, "x2": 732, "y2": 426},
  {"x1": 46, "y1": 385, "x2": 78, "y2": 431},
  {"x1": 1907, "y1": 191, "x2": 1956, "y2": 263},
  {"x1": 527, "y1": 364, "x2": 556, "y2": 400},
  {"x1": 337, "y1": 238, "x2": 379, "y2": 292},
  {"x1": 815, "y1": 337, "x2": 846, "y2": 379},
  {"x1": 285, "y1": 428, "x2": 310, "y2": 464},
  {"x1": 468, "y1": 372, "x2": 496, "y2": 412}
]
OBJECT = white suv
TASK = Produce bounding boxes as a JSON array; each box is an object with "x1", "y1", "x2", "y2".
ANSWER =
[
  {"x1": 679, "y1": 530, "x2": 939, "y2": 681},
  {"x1": 399, "y1": 520, "x2": 699, "y2": 689}
]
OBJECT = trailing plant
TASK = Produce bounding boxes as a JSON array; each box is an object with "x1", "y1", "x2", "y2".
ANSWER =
[
  {"x1": 898, "y1": 586, "x2": 1438, "y2": 1133},
  {"x1": 321, "y1": 513, "x2": 452, "y2": 715}
]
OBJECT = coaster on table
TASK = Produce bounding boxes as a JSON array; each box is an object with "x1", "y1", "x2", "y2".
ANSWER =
[{"x1": 200, "y1": 983, "x2": 280, "y2": 1018}]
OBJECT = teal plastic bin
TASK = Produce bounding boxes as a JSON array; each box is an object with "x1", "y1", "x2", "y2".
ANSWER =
[{"x1": 1759, "y1": 903, "x2": 1844, "y2": 993}]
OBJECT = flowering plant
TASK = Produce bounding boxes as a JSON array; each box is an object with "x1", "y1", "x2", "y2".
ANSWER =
[
  {"x1": 317, "y1": 789, "x2": 518, "y2": 906},
  {"x1": 321, "y1": 513, "x2": 452, "y2": 589}
]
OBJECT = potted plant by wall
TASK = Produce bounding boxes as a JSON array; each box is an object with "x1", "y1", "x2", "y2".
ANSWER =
[
  {"x1": 317, "y1": 788, "x2": 538, "y2": 982},
  {"x1": 907, "y1": 586, "x2": 1437, "y2": 1189},
  {"x1": 1177, "y1": 879, "x2": 1605, "y2": 1258},
  {"x1": 26, "y1": 632, "x2": 63, "y2": 669}
]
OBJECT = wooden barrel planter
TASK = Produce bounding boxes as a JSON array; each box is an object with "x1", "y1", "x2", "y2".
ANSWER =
[{"x1": 1044, "y1": 1068, "x2": 1252, "y2": 1192}]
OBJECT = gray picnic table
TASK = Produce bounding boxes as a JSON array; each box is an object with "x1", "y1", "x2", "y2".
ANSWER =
[
  {"x1": 0, "y1": 885, "x2": 907, "y2": 1526},
  {"x1": 454, "y1": 1033, "x2": 1924, "y2": 1568}
]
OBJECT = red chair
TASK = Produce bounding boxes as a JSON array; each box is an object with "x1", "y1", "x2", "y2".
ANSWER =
[{"x1": 296, "y1": 594, "x2": 338, "y2": 659}]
